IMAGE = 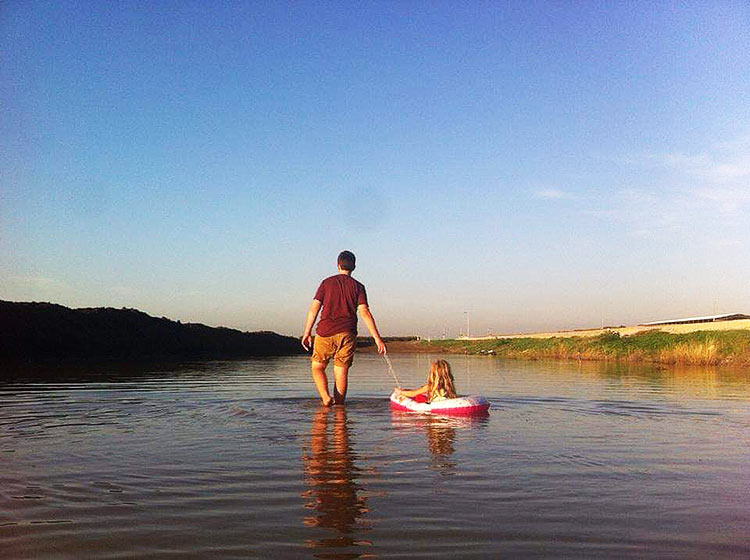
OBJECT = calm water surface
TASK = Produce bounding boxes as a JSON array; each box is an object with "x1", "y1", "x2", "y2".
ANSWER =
[{"x1": 1, "y1": 355, "x2": 748, "y2": 559}]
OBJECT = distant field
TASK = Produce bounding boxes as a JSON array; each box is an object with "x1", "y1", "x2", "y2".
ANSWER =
[
  {"x1": 422, "y1": 327, "x2": 750, "y2": 366},
  {"x1": 484, "y1": 319, "x2": 750, "y2": 339},
  {"x1": 363, "y1": 320, "x2": 750, "y2": 366}
]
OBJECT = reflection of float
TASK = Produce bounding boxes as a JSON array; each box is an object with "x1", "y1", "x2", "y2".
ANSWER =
[
  {"x1": 389, "y1": 391, "x2": 490, "y2": 416},
  {"x1": 390, "y1": 402, "x2": 489, "y2": 476}
]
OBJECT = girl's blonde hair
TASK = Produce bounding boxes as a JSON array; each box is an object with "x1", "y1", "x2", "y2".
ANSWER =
[{"x1": 427, "y1": 359, "x2": 457, "y2": 402}]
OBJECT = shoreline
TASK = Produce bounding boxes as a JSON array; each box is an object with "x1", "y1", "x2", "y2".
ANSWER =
[{"x1": 360, "y1": 320, "x2": 750, "y2": 367}]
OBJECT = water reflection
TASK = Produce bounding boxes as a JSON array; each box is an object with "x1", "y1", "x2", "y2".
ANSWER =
[
  {"x1": 424, "y1": 417, "x2": 457, "y2": 475},
  {"x1": 2, "y1": 356, "x2": 748, "y2": 558},
  {"x1": 302, "y1": 405, "x2": 371, "y2": 558},
  {"x1": 391, "y1": 410, "x2": 489, "y2": 476}
]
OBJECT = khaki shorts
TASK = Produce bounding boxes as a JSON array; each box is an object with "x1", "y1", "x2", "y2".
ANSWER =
[{"x1": 312, "y1": 332, "x2": 357, "y2": 368}]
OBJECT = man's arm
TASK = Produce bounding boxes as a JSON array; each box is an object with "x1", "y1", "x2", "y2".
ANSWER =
[
  {"x1": 301, "y1": 299, "x2": 322, "y2": 350},
  {"x1": 358, "y1": 304, "x2": 387, "y2": 354}
]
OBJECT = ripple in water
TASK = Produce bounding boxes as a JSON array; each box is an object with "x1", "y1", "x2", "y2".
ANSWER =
[{"x1": 1, "y1": 356, "x2": 748, "y2": 558}]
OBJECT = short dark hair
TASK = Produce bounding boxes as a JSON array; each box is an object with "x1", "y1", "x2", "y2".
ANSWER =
[{"x1": 337, "y1": 250, "x2": 356, "y2": 271}]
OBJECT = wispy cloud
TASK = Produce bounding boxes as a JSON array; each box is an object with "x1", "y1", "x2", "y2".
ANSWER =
[
  {"x1": 533, "y1": 188, "x2": 571, "y2": 200},
  {"x1": 597, "y1": 136, "x2": 750, "y2": 243},
  {"x1": 694, "y1": 185, "x2": 750, "y2": 214},
  {"x1": 657, "y1": 137, "x2": 750, "y2": 184}
]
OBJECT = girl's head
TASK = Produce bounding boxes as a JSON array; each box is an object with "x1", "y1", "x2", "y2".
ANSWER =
[{"x1": 427, "y1": 359, "x2": 457, "y2": 401}]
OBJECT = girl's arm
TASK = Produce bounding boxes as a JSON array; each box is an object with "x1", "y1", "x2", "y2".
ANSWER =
[{"x1": 395, "y1": 384, "x2": 428, "y2": 398}]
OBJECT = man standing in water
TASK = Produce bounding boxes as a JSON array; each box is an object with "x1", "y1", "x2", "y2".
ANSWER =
[{"x1": 302, "y1": 251, "x2": 387, "y2": 406}]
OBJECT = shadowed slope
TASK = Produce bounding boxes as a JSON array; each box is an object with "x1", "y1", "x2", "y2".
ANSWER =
[{"x1": 0, "y1": 301, "x2": 303, "y2": 362}]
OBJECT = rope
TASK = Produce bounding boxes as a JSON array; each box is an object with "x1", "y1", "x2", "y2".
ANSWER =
[{"x1": 383, "y1": 354, "x2": 401, "y2": 388}]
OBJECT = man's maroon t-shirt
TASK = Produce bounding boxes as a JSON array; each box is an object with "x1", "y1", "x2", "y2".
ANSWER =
[{"x1": 314, "y1": 274, "x2": 368, "y2": 337}]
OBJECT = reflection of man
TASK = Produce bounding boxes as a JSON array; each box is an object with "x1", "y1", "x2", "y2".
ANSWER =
[{"x1": 302, "y1": 406, "x2": 369, "y2": 550}]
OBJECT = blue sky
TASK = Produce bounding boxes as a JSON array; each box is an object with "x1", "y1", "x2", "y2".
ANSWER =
[{"x1": 2, "y1": 1, "x2": 749, "y2": 337}]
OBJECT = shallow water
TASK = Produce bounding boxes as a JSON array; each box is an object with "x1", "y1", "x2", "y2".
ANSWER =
[{"x1": 1, "y1": 355, "x2": 748, "y2": 559}]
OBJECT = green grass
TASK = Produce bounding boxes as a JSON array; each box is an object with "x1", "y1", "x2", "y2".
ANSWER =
[{"x1": 421, "y1": 329, "x2": 750, "y2": 366}]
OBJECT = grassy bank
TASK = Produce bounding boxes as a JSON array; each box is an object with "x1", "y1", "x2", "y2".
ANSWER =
[{"x1": 420, "y1": 330, "x2": 750, "y2": 366}]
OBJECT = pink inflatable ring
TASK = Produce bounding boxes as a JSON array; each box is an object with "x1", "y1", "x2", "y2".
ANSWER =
[{"x1": 390, "y1": 391, "x2": 490, "y2": 416}]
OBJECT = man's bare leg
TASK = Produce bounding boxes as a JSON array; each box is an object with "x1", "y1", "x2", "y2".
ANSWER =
[
  {"x1": 311, "y1": 361, "x2": 334, "y2": 406},
  {"x1": 333, "y1": 364, "x2": 349, "y2": 404}
]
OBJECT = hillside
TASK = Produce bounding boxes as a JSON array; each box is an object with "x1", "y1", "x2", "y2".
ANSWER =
[{"x1": 0, "y1": 301, "x2": 304, "y2": 361}]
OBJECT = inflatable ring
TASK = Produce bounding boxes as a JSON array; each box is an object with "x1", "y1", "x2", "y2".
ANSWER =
[{"x1": 390, "y1": 391, "x2": 490, "y2": 416}]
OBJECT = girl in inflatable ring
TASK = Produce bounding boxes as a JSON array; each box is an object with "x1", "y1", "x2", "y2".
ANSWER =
[{"x1": 393, "y1": 359, "x2": 457, "y2": 403}]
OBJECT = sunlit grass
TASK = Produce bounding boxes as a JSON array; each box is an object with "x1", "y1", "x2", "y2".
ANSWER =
[{"x1": 422, "y1": 329, "x2": 750, "y2": 366}]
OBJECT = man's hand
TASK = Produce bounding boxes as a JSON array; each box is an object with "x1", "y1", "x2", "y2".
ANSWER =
[
  {"x1": 375, "y1": 337, "x2": 387, "y2": 355},
  {"x1": 302, "y1": 300, "x2": 322, "y2": 352}
]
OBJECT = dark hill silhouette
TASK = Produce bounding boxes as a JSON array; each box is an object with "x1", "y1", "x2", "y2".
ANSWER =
[{"x1": 0, "y1": 301, "x2": 304, "y2": 361}]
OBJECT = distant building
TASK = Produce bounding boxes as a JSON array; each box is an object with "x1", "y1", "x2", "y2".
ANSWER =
[{"x1": 640, "y1": 313, "x2": 750, "y2": 326}]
